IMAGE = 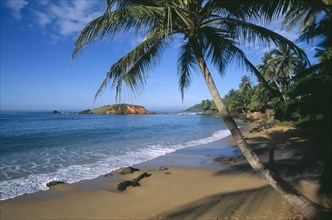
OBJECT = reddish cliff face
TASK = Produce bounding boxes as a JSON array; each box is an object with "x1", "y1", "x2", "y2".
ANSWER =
[{"x1": 126, "y1": 105, "x2": 149, "y2": 114}]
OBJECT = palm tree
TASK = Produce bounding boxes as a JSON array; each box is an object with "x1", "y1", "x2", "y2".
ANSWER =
[
  {"x1": 239, "y1": 75, "x2": 252, "y2": 111},
  {"x1": 293, "y1": 1, "x2": 332, "y2": 75},
  {"x1": 239, "y1": 75, "x2": 252, "y2": 92},
  {"x1": 257, "y1": 52, "x2": 287, "y2": 101},
  {"x1": 262, "y1": 0, "x2": 332, "y2": 74},
  {"x1": 269, "y1": 44, "x2": 305, "y2": 82},
  {"x1": 72, "y1": 0, "x2": 319, "y2": 218}
]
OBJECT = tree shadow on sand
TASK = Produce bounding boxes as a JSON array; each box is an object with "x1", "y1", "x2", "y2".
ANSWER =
[
  {"x1": 157, "y1": 185, "x2": 290, "y2": 220},
  {"x1": 159, "y1": 126, "x2": 332, "y2": 219}
]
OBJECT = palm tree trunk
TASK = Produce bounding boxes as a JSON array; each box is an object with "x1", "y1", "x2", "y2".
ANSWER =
[
  {"x1": 192, "y1": 48, "x2": 320, "y2": 219},
  {"x1": 273, "y1": 79, "x2": 287, "y2": 101}
]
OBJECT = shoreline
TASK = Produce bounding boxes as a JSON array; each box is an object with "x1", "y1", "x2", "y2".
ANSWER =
[
  {"x1": 0, "y1": 117, "x2": 233, "y2": 201},
  {"x1": 1, "y1": 123, "x2": 331, "y2": 219},
  {"x1": 0, "y1": 131, "x2": 237, "y2": 201}
]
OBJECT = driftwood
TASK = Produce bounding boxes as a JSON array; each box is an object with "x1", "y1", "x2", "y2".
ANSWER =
[{"x1": 117, "y1": 172, "x2": 151, "y2": 192}]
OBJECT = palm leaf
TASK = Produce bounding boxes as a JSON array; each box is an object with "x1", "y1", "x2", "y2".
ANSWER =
[
  {"x1": 95, "y1": 31, "x2": 169, "y2": 101},
  {"x1": 220, "y1": 17, "x2": 310, "y2": 65},
  {"x1": 72, "y1": 5, "x2": 164, "y2": 60},
  {"x1": 200, "y1": 26, "x2": 234, "y2": 74},
  {"x1": 177, "y1": 39, "x2": 197, "y2": 100}
]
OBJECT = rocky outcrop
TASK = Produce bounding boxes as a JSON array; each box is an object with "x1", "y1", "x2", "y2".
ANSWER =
[
  {"x1": 117, "y1": 172, "x2": 151, "y2": 192},
  {"x1": 119, "y1": 167, "x2": 140, "y2": 174},
  {"x1": 46, "y1": 180, "x2": 67, "y2": 187},
  {"x1": 79, "y1": 104, "x2": 150, "y2": 115},
  {"x1": 126, "y1": 105, "x2": 149, "y2": 114}
]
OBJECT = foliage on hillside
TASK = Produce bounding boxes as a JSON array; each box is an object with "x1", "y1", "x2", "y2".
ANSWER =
[
  {"x1": 185, "y1": 103, "x2": 203, "y2": 112},
  {"x1": 81, "y1": 104, "x2": 149, "y2": 114}
]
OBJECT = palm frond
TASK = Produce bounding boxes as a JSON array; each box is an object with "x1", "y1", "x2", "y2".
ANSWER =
[
  {"x1": 95, "y1": 31, "x2": 169, "y2": 101},
  {"x1": 177, "y1": 39, "x2": 197, "y2": 100},
  {"x1": 220, "y1": 17, "x2": 310, "y2": 65},
  {"x1": 72, "y1": 5, "x2": 164, "y2": 61},
  {"x1": 203, "y1": 0, "x2": 263, "y2": 21},
  {"x1": 200, "y1": 26, "x2": 234, "y2": 74}
]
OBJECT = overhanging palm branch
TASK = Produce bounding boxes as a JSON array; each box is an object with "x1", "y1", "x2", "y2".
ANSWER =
[
  {"x1": 177, "y1": 39, "x2": 197, "y2": 100},
  {"x1": 218, "y1": 17, "x2": 309, "y2": 63},
  {"x1": 95, "y1": 31, "x2": 169, "y2": 101},
  {"x1": 72, "y1": 5, "x2": 164, "y2": 60},
  {"x1": 73, "y1": 1, "x2": 309, "y2": 101}
]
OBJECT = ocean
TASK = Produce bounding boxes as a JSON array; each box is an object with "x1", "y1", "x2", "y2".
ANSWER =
[{"x1": 0, "y1": 111, "x2": 232, "y2": 200}]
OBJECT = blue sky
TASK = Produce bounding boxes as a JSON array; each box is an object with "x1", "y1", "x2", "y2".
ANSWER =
[{"x1": 0, "y1": 0, "x2": 317, "y2": 112}]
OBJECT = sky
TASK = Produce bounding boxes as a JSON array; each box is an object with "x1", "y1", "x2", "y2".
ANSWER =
[{"x1": 0, "y1": 0, "x2": 318, "y2": 112}]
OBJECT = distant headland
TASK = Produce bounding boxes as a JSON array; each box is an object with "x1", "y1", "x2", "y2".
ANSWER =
[{"x1": 79, "y1": 104, "x2": 151, "y2": 115}]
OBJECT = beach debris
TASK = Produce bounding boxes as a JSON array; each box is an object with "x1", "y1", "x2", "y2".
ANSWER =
[
  {"x1": 119, "y1": 166, "x2": 140, "y2": 174},
  {"x1": 46, "y1": 180, "x2": 67, "y2": 187},
  {"x1": 117, "y1": 172, "x2": 151, "y2": 192},
  {"x1": 158, "y1": 166, "x2": 168, "y2": 171}
]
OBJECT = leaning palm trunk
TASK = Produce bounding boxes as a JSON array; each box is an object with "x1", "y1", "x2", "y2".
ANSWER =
[
  {"x1": 274, "y1": 79, "x2": 287, "y2": 101},
  {"x1": 193, "y1": 49, "x2": 320, "y2": 219}
]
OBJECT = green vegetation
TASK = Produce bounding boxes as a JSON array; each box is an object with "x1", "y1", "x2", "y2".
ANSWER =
[
  {"x1": 92, "y1": 104, "x2": 127, "y2": 114},
  {"x1": 219, "y1": 47, "x2": 331, "y2": 128},
  {"x1": 82, "y1": 104, "x2": 148, "y2": 114},
  {"x1": 185, "y1": 99, "x2": 217, "y2": 114},
  {"x1": 184, "y1": 103, "x2": 203, "y2": 112}
]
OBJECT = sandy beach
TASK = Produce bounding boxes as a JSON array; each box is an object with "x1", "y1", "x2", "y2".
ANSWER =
[{"x1": 1, "y1": 123, "x2": 331, "y2": 219}]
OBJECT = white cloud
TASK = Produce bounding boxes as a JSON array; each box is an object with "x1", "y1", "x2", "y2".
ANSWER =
[
  {"x1": 32, "y1": 10, "x2": 51, "y2": 27},
  {"x1": 6, "y1": 0, "x2": 105, "y2": 41},
  {"x1": 45, "y1": 0, "x2": 104, "y2": 37},
  {"x1": 6, "y1": 0, "x2": 29, "y2": 20},
  {"x1": 268, "y1": 18, "x2": 300, "y2": 42},
  {"x1": 38, "y1": 0, "x2": 49, "y2": 6}
]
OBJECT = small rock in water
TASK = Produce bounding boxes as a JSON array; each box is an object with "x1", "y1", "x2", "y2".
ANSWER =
[
  {"x1": 52, "y1": 110, "x2": 61, "y2": 114},
  {"x1": 46, "y1": 180, "x2": 67, "y2": 187},
  {"x1": 158, "y1": 166, "x2": 168, "y2": 171},
  {"x1": 119, "y1": 166, "x2": 140, "y2": 174}
]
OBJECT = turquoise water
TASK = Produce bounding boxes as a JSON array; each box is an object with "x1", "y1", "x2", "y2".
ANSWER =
[{"x1": 0, "y1": 111, "x2": 231, "y2": 200}]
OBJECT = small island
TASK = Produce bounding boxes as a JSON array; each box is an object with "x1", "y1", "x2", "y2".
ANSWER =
[{"x1": 79, "y1": 104, "x2": 150, "y2": 115}]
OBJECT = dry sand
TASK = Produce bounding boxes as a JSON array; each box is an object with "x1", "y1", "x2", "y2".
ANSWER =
[{"x1": 1, "y1": 124, "x2": 331, "y2": 219}]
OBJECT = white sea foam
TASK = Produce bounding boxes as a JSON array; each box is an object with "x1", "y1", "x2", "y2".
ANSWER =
[{"x1": 0, "y1": 129, "x2": 231, "y2": 200}]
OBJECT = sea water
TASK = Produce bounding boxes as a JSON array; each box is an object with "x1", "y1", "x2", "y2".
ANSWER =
[{"x1": 0, "y1": 111, "x2": 231, "y2": 200}]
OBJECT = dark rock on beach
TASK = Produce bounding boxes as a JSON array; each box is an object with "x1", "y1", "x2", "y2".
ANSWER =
[
  {"x1": 46, "y1": 180, "x2": 67, "y2": 187},
  {"x1": 117, "y1": 180, "x2": 141, "y2": 191},
  {"x1": 104, "y1": 172, "x2": 114, "y2": 177},
  {"x1": 158, "y1": 166, "x2": 168, "y2": 171},
  {"x1": 117, "y1": 172, "x2": 151, "y2": 192},
  {"x1": 120, "y1": 167, "x2": 140, "y2": 174}
]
